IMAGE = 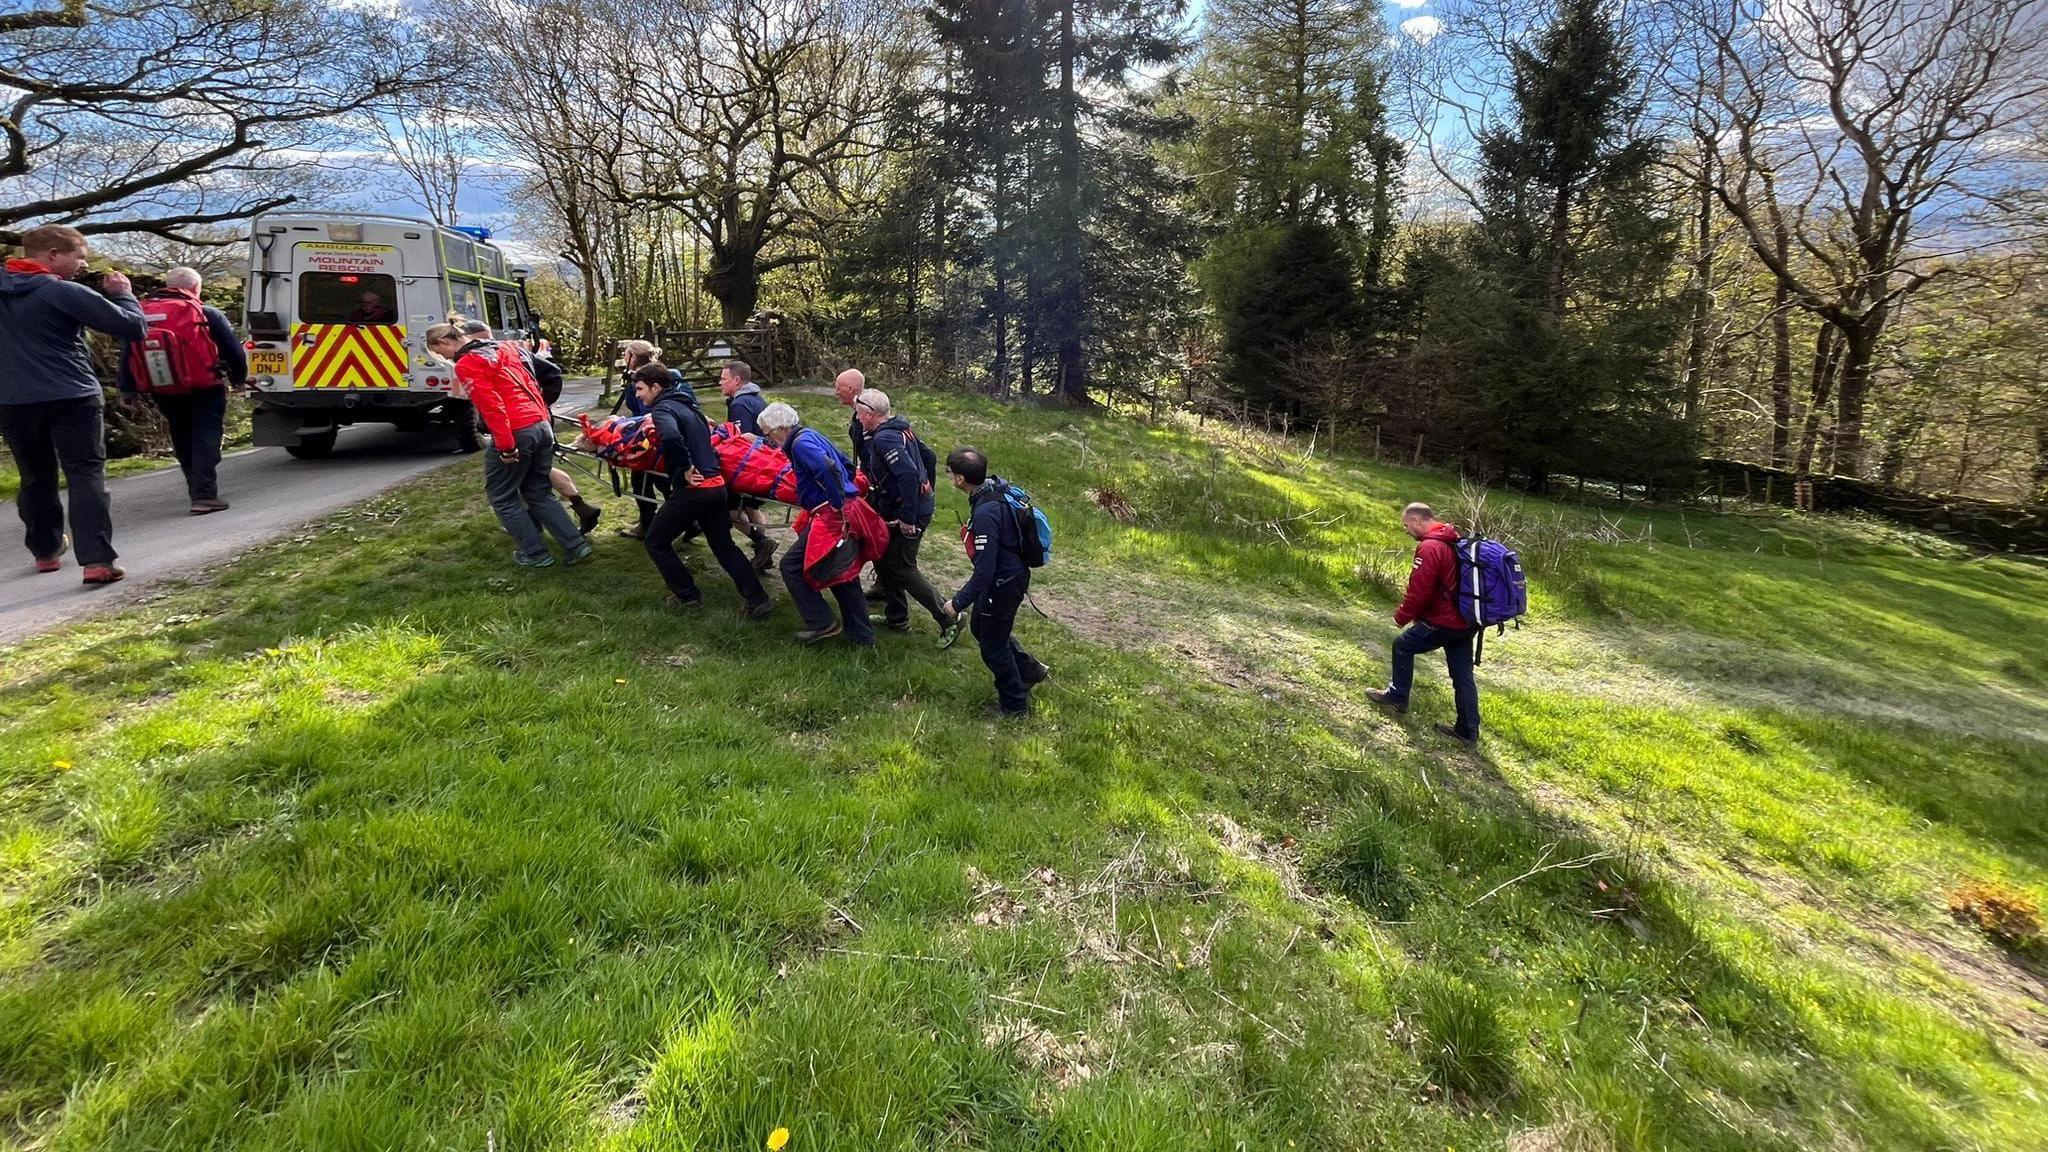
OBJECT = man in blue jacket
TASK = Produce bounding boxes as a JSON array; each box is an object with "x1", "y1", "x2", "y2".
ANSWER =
[
  {"x1": 759, "y1": 401, "x2": 873, "y2": 647},
  {"x1": 0, "y1": 224, "x2": 147, "y2": 585},
  {"x1": 635, "y1": 364, "x2": 772, "y2": 617},
  {"x1": 939, "y1": 446, "x2": 1048, "y2": 717},
  {"x1": 117, "y1": 267, "x2": 246, "y2": 516},
  {"x1": 718, "y1": 358, "x2": 777, "y2": 571},
  {"x1": 854, "y1": 389, "x2": 958, "y2": 646}
]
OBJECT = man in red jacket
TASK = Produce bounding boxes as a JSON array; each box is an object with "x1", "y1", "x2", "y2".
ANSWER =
[{"x1": 1366, "y1": 502, "x2": 1480, "y2": 747}]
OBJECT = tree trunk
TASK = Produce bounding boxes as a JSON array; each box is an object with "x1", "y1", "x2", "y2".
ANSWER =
[
  {"x1": 1831, "y1": 321, "x2": 1878, "y2": 479},
  {"x1": 1682, "y1": 157, "x2": 1714, "y2": 427},
  {"x1": 1770, "y1": 280, "x2": 1792, "y2": 468},
  {"x1": 1053, "y1": 0, "x2": 1085, "y2": 402},
  {"x1": 1793, "y1": 324, "x2": 1842, "y2": 478},
  {"x1": 2032, "y1": 420, "x2": 2048, "y2": 503},
  {"x1": 577, "y1": 259, "x2": 601, "y2": 370},
  {"x1": 702, "y1": 247, "x2": 759, "y2": 328}
]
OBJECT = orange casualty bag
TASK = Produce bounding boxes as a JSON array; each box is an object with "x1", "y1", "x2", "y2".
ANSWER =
[{"x1": 709, "y1": 422, "x2": 800, "y2": 505}]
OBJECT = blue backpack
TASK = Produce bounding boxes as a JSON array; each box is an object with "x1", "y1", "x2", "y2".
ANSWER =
[
  {"x1": 1450, "y1": 534, "x2": 1526, "y2": 663},
  {"x1": 995, "y1": 479, "x2": 1052, "y2": 567}
]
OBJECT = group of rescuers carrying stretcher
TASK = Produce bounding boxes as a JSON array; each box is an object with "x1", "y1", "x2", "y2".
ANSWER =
[
  {"x1": 0, "y1": 219, "x2": 1480, "y2": 733},
  {"x1": 420, "y1": 321, "x2": 1052, "y2": 720}
]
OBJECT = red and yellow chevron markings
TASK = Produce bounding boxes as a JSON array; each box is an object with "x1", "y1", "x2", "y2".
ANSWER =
[{"x1": 289, "y1": 324, "x2": 410, "y2": 388}]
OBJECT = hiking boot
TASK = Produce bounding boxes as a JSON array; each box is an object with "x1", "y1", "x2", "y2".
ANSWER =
[
  {"x1": 1433, "y1": 722, "x2": 1477, "y2": 749},
  {"x1": 750, "y1": 535, "x2": 777, "y2": 572},
  {"x1": 741, "y1": 599, "x2": 776, "y2": 620},
  {"x1": 82, "y1": 563, "x2": 125, "y2": 586},
  {"x1": 983, "y1": 701, "x2": 1031, "y2": 721},
  {"x1": 666, "y1": 592, "x2": 704, "y2": 612},
  {"x1": 1365, "y1": 688, "x2": 1408, "y2": 714},
  {"x1": 513, "y1": 551, "x2": 556, "y2": 568},
  {"x1": 564, "y1": 540, "x2": 595, "y2": 566},
  {"x1": 617, "y1": 524, "x2": 646, "y2": 540},
  {"x1": 575, "y1": 502, "x2": 603, "y2": 535},
  {"x1": 795, "y1": 621, "x2": 843, "y2": 645},
  {"x1": 937, "y1": 618, "x2": 963, "y2": 649},
  {"x1": 189, "y1": 498, "x2": 229, "y2": 515},
  {"x1": 33, "y1": 537, "x2": 68, "y2": 574},
  {"x1": 869, "y1": 614, "x2": 912, "y2": 634},
  {"x1": 1023, "y1": 662, "x2": 1051, "y2": 687}
]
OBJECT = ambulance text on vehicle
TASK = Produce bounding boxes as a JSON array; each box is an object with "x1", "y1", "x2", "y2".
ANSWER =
[{"x1": 242, "y1": 212, "x2": 535, "y2": 458}]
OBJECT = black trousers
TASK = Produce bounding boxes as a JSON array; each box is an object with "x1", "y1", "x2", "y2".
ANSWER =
[
  {"x1": 632, "y1": 469, "x2": 671, "y2": 531},
  {"x1": 646, "y1": 484, "x2": 766, "y2": 606},
  {"x1": 875, "y1": 524, "x2": 947, "y2": 626},
  {"x1": 0, "y1": 395, "x2": 114, "y2": 564},
  {"x1": 151, "y1": 386, "x2": 227, "y2": 501},
  {"x1": 971, "y1": 575, "x2": 1046, "y2": 713}
]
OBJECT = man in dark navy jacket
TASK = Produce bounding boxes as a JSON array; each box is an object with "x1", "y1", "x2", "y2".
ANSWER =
[
  {"x1": 939, "y1": 446, "x2": 1047, "y2": 717},
  {"x1": 636, "y1": 364, "x2": 772, "y2": 616},
  {"x1": 854, "y1": 388, "x2": 957, "y2": 645},
  {"x1": 0, "y1": 224, "x2": 147, "y2": 584}
]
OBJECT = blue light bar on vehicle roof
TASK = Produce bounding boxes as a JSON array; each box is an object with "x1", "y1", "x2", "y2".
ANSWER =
[{"x1": 449, "y1": 225, "x2": 493, "y2": 242}]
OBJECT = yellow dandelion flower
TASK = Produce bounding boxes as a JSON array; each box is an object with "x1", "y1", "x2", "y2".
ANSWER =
[
  {"x1": 52, "y1": 760, "x2": 72, "y2": 771},
  {"x1": 614, "y1": 677, "x2": 628, "y2": 685},
  {"x1": 767, "y1": 1127, "x2": 790, "y2": 1151}
]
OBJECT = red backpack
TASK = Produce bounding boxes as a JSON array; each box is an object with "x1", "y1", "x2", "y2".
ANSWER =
[{"x1": 127, "y1": 290, "x2": 222, "y2": 394}]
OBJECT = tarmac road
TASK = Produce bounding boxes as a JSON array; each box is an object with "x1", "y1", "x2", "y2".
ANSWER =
[{"x1": 0, "y1": 377, "x2": 605, "y2": 645}]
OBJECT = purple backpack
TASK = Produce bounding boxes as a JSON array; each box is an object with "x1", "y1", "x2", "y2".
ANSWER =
[{"x1": 1450, "y1": 534, "x2": 1527, "y2": 662}]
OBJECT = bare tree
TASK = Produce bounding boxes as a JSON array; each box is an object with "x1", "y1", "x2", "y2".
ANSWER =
[
  {"x1": 370, "y1": 104, "x2": 476, "y2": 226},
  {"x1": 1670, "y1": 0, "x2": 2048, "y2": 479},
  {"x1": 623, "y1": 0, "x2": 906, "y2": 325},
  {"x1": 1, "y1": 0, "x2": 457, "y2": 243}
]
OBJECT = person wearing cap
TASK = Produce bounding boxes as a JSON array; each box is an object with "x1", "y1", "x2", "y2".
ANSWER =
[{"x1": 460, "y1": 319, "x2": 599, "y2": 533}]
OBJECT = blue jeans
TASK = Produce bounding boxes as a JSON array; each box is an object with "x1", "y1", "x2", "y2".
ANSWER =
[
  {"x1": 482, "y1": 422, "x2": 585, "y2": 562},
  {"x1": 1386, "y1": 622, "x2": 1480, "y2": 740},
  {"x1": 779, "y1": 520, "x2": 874, "y2": 643}
]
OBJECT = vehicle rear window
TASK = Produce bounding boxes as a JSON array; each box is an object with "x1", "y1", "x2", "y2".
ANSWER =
[{"x1": 301, "y1": 272, "x2": 400, "y2": 325}]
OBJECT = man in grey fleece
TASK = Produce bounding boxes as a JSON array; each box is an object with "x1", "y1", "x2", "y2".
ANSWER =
[{"x1": 0, "y1": 224, "x2": 147, "y2": 585}]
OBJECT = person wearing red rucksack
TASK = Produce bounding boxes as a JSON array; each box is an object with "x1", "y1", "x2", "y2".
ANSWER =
[
  {"x1": 1366, "y1": 501, "x2": 1481, "y2": 748},
  {"x1": 117, "y1": 267, "x2": 245, "y2": 515}
]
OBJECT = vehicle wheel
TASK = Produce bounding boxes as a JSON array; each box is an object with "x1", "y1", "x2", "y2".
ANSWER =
[
  {"x1": 285, "y1": 429, "x2": 338, "y2": 459},
  {"x1": 449, "y1": 402, "x2": 481, "y2": 454}
]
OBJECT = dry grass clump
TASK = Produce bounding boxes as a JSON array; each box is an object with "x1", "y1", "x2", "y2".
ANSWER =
[{"x1": 1948, "y1": 881, "x2": 2042, "y2": 948}]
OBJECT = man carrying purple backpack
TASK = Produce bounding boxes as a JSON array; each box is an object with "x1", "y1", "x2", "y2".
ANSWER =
[{"x1": 1366, "y1": 501, "x2": 1501, "y2": 748}]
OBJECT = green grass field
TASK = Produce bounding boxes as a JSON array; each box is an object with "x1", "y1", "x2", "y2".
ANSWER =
[{"x1": 2, "y1": 391, "x2": 2044, "y2": 1151}]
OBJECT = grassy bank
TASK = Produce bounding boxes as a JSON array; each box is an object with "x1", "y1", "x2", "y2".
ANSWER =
[{"x1": 1, "y1": 391, "x2": 2043, "y2": 1150}]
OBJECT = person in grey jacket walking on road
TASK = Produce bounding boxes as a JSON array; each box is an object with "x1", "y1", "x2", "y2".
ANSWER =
[{"x1": 0, "y1": 224, "x2": 147, "y2": 585}]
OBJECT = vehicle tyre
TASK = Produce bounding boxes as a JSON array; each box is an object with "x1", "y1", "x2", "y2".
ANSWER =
[
  {"x1": 449, "y1": 401, "x2": 481, "y2": 454},
  {"x1": 285, "y1": 429, "x2": 338, "y2": 460}
]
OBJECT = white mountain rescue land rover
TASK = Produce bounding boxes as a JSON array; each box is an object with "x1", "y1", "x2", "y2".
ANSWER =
[{"x1": 241, "y1": 212, "x2": 536, "y2": 459}]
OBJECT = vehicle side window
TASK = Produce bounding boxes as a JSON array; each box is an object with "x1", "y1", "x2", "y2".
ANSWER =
[
  {"x1": 301, "y1": 272, "x2": 400, "y2": 325},
  {"x1": 448, "y1": 280, "x2": 482, "y2": 323},
  {"x1": 485, "y1": 292, "x2": 506, "y2": 330}
]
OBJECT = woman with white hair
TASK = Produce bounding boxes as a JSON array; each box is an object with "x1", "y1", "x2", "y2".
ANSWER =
[{"x1": 757, "y1": 401, "x2": 874, "y2": 646}]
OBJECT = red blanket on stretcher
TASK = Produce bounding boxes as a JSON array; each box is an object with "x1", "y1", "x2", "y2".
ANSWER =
[{"x1": 579, "y1": 416, "x2": 804, "y2": 505}]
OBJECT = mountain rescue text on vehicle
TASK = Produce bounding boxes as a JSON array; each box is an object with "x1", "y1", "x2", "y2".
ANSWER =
[{"x1": 241, "y1": 212, "x2": 538, "y2": 459}]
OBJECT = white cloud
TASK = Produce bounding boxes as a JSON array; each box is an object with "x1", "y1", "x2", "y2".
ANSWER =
[
  {"x1": 1388, "y1": 0, "x2": 1430, "y2": 8},
  {"x1": 1400, "y1": 15, "x2": 1443, "y2": 43}
]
